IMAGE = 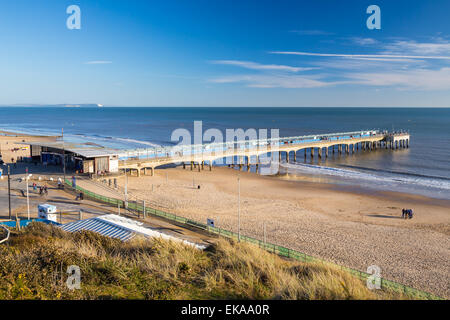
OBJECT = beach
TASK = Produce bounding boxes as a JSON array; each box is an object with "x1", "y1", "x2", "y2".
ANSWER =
[
  {"x1": 114, "y1": 166, "x2": 450, "y2": 297},
  {"x1": 0, "y1": 131, "x2": 57, "y2": 165}
]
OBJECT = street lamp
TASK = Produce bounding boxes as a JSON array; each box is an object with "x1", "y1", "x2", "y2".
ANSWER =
[
  {"x1": 238, "y1": 176, "x2": 240, "y2": 242},
  {"x1": 7, "y1": 165, "x2": 11, "y2": 220},
  {"x1": 62, "y1": 128, "x2": 66, "y2": 184},
  {"x1": 124, "y1": 170, "x2": 128, "y2": 209},
  {"x1": 25, "y1": 167, "x2": 30, "y2": 220}
]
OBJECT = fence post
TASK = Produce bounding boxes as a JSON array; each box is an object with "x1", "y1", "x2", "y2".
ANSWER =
[
  {"x1": 143, "y1": 200, "x2": 146, "y2": 219},
  {"x1": 59, "y1": 211, "x2": 62, "y2": 224}
]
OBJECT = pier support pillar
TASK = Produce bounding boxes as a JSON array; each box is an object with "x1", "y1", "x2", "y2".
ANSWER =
[
  {"x1": 293, "y1": 151, "x2": 297, "y2": 162},
  {"x1": 190, "y1": 161, "x2": 193, "y2": 170},
  {"x1": 318, "y1": 148, "x2": 322, "y2": 159},
  {"x1": 150, "y1": 167, "x2": 154, "y2": 176},
  {"x1": 182, "y1": 162, "x2": 186, "y2": 169}
]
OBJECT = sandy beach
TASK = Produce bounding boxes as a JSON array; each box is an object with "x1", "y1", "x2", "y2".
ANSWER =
[
  {"x1": 113, "y1": 166, "x2": 450, "y2": 297},
  {"x1": 0, "y1": 131, "x2": 57, "y2": 164}
]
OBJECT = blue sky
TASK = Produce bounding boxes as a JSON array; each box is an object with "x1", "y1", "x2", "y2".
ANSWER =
[{"x1": 1, "y1": 0, "x2": 450, "y2": 107}]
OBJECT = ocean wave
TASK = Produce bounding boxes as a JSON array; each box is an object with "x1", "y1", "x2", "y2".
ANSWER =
[
  {"x1": 0, "y1": 126, "x2": 162, "y2": 149},
  {"x1": 280, "y1": 162, "x2": 450, "y2": 192},
  {"x1": 338, "y1": 164, "x2": 450, "y2": 182},
  {"x1": 112, "y1": 137, "x2": 162, "y2": 148}
]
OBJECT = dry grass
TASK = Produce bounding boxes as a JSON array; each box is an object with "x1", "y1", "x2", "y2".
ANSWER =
[{"x1": 0, "y1": 222, "x2": 413, "y2": 300}]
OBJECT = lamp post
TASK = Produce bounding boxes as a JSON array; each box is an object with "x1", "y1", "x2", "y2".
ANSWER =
[
  {"x1": 124, "y1": 170, "x2": 128, "y2": 209},
  {"x1": 7, "y1": 165, "x2": 11, "y2": 220},
  {"x1": 238, "y1": 176, "x2": 241, "y2": 242},
  {"x1": 62, "y1": 128, "x2": 66, "y2": 184},
  {"x1": 26, "y1": 167, "x2": 30, "y2": 220}
]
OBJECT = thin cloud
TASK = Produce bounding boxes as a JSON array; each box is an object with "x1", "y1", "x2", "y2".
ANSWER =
[
  {"x1": 271, "y1": 51, "x2": 450, "y2": 60},
  {"x1": 383, "y1": 40, "x2": 450, "y2": 55},
  {"x1": 350, "y1": 37, "x2": 379, "y2": 46},
  {"x1": 210, "y1": 74, "x2": 332, "y2": 88},
  {"x1": 290, "y1": 30, "x2": 334, "y2": 36},
  {"x1": 347, "y1": 67, "x2": 450, "y2": 90},
  {"x1": 84, "y1": 61, "x2": 113, "y2": 64},
  {"x1": 211, "y1": 60, "x2": 314, "y2": 72}
]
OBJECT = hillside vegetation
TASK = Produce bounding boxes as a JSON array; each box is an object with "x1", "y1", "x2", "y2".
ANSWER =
[{"x1": 0, "y1": 222, "x2": 411, "y2": 300}]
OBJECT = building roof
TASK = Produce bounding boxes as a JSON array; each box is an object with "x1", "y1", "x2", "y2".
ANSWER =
[
  {"x1": 60, "y1": 214, "x2": 207, "y2": 249},
  {"x1": 60, "y1": 215, "x2": 135, "y2": 241},
  {"x1": 23, "y1": 141, "x2": 120, "y2": 158}
]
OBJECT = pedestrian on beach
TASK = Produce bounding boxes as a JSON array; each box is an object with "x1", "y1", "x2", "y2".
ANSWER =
[{"x1": 402, "y1": 208, "x2": 405, "y2": 219}]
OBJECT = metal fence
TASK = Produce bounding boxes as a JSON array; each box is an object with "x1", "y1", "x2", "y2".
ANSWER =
[{"x1": 65, "y1": 179, "x2": 442, "y2": 300}]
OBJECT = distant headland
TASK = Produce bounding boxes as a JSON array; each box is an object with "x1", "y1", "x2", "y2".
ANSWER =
[{"x1": 1, "y1": 104, "x2": 103, "y2": 108}]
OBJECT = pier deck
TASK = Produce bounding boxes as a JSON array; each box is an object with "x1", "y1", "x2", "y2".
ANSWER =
[{"x1": 118, "y1": 130, "x2": 410, "y2": 176}]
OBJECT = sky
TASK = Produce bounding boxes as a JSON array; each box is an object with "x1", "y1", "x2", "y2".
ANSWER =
[{"x1": 1, "y1": 0, "x2": 450, "y2": 107}]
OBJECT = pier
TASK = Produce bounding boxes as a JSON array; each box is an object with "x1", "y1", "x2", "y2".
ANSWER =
[{"x1": 118, "y1": 130, "x2": 410, "y2": 177}]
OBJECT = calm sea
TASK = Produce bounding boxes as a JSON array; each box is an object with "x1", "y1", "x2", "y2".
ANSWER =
[{"x1": 1, "y1": 107, "x2": 449, "y2": 199}]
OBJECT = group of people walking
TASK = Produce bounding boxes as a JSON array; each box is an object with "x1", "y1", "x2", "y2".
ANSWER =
[
  {"x1": 32, "y1": 182, "x2": 48, "y2": 196},
  {"x1": 402, "y1": 208, "x2": 413, "y2": 219}
]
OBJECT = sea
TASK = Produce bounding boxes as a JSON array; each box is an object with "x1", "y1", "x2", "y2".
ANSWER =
[{"x1": 1, "y1": 107, "x2": 449, "y2": 200}]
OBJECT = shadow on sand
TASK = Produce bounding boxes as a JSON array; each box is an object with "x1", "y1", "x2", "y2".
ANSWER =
[{"x1": 366, "y1": 214, "x2": 403, "y2": 219}]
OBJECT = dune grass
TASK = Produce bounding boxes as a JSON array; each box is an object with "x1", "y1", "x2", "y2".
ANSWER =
[{"x1": 0, "y1": 222, "x2": 413, "y2": 300}]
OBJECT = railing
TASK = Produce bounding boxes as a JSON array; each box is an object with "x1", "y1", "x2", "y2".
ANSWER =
[
  {"x1": 118, "y1": 130, "x2": 386, "y2": 162},
  {"x1": 119, "y1": 133, "x2": 392, "y2": 166},
  {"x1": 0, "y1": 225, "x2": 10, "y2": 244},
  {"x1": 64, "y1": 179, "x2": 441, "y2": 300}
]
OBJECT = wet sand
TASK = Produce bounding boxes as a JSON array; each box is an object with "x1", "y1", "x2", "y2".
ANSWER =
[{"x1": 113, "y1": 166, "x2": 450, "y2": 297}]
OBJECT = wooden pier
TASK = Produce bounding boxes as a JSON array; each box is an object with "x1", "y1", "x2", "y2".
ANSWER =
[{"x1": 118, "y1": 130, "x2": 410, "y2": 176}]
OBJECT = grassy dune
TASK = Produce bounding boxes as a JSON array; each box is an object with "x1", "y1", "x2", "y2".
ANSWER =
[{"x1": 0, "y1": 222, "x2": 411, "y2": 300}]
